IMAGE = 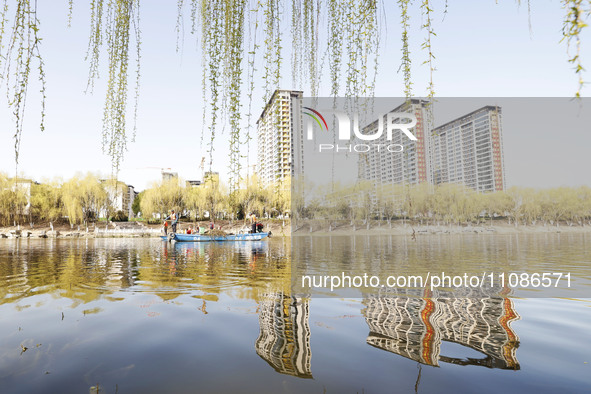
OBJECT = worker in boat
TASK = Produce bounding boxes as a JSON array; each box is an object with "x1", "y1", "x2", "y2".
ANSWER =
[
  {"x1": 165, "y1": 210, "x2": 179, "y2": 233},
  {"x1": 186, "y1": 226, "x2": 192, "y2": 234},
  {"x1": 256, "y1": 222, "x2": 264, "y2": 233},
  {"x1": 250, "y1": 213, "x2": 257, "y2": 233}
]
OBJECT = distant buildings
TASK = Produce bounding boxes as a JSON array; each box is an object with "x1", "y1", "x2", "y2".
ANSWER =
[
  {"x1": 102, "y1": 181, "x2": 136, "y2": 218},
  {"x1": 161, "y1": 170, "x2": 178, "y2": 182},
  {"x1": 358, "y1": 102, "x2": 506, "y2": 193},
  {"x1": 431, "y1": 106, "x2": 506, "y2": 192},
  {"x1": 254, "y1": 92, "x2": 506, "y2": 195},
  {"x1": 186, "y1": 180, "x2": 202, "y2": 188},
  {"x1": 358, "y1": 99, "x2": 432, "y2": 186},
  {"x1": 257, "y1": 90, "x2": 304, "y2": 188},
  {"x1": 203, "y1": 171, "x2": 219, "y2": 186}
]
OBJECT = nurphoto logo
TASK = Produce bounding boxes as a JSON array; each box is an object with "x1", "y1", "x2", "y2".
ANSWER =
[{"x1": 304, "y1": 108, "x2": 418, "y2": 153}]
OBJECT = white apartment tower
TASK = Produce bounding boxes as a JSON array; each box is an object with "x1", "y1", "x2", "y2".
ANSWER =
[
  {"x1": 257, "y1": 90, "x2": 304, "y2": 188},
  {"x1": 431, "y1": 106, "x2": 506, "y2": 192},
  {"x1": 358, "y1": 99, "x2": 432, "y2": 185}
]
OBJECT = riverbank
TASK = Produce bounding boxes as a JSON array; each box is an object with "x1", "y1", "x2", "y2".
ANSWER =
[
  {"x1": 2, "y1": 219, "x2": 590, "y2": 239},
  {"x1": 0, "y1": 219, "x2": 291, "y2": 239},
  {"x1": 292, "y1": 220, "x2": 591, "y2": 236}
]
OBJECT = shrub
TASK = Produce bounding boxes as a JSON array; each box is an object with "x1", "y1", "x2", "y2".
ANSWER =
[{"x1": 110, "y1": 210, "x2": 128, "y2": 222}]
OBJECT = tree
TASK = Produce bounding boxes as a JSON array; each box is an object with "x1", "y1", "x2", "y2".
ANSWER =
[
  {"x1": 406, "y1": 183, "x2": 433, "y2": 225},
  {"x1": 482, "y1": 191, "x2": 514, "y2": 225},
  {"x1": 237, "y1": 174, "x2": 269, "y2": 221},
  {"x1": 61, "y1": 173, "x2": 108, "y2": 225},
  {"x1": 0, "y1": 173, "x2": 29, "y2": 226},
  {"x1": 140, "y1": 178, "x2": 185, "y2": 220},
  {"x1": 202, "y1": 174, "x2": 227, "y2": 222},
  {"x1": 376, "y1": 184, "x2": 405, "y2": 227},
  {"x1": 268, "y1": 178, "x2": 290, "y2": 219},
  {"x1": 185, "y1": 186, "x2": 206, "y2": 221},
  {"x1": 132, "y1": 191, "x2": 142, "y2": 217},
  {"x1": 30, "y1": 181, "x2": 62, "y2": 224}
]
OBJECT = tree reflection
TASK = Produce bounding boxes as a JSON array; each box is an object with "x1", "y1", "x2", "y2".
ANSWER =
[{"x1": 0, "y1": 238, "x2": 292, "y2": 306}]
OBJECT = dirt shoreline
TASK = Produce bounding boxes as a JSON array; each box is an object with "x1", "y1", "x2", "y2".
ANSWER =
[
  {"x1": 2, "y1": 220, "x2": 590, "y2": 239},
  {"x1": 292, "y1": 221, "x2": 591, "y2": 236},
  {"x1": 0, "y1": 219, "x2": 291, "y2": 239}
]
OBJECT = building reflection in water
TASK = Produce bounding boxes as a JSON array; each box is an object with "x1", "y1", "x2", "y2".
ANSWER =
[
  {"x1": 255, "y1": 292, "x2": 313, "y2": 378},
  {"x1": 363, "y1": 292, "x2": 520, "y2": 370}
]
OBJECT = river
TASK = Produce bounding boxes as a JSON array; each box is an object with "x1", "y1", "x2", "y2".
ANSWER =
[{"x1": 0, "y1": 235, "x2": 590, "y2": 393}]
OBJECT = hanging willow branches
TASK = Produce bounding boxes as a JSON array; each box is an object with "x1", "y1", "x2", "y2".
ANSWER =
[
  {"x1": 561, "y1": 0, "x2": 589, "y2": 97},
  {"x1": 84, "y1": 0, "x2": 141, "y2": 178},
  {"x1": 262, "y1": 0, "x2": 282, "y2": 102},
  {"x1": 198, "y1": 0, "x2": 246, "y2": 191},
  {"x1": 244, "y1": 2, "x2": 260, "y2": 178},
  {"x1": 1, "y1": 0, "x2": 589, "y2": 186},
  {"x1": 0, "y1": 0, "x2": 46, "y2": 174},
  {"x1": 420, "y1": 0, "x2": 435, "y2": 100},
  {"x1": 200, "y1": 0, "x2": 223, "y2": 172},
  {"x1": 399, "y1": 0, "x2": 412, "y2": 99},
  {"x1": 224, "y1": 0, "x2": 245, "y2": 192},
  {"x1": 302, "y1": 0, "x2": 319, "y2": 97},
  {"x1": 327, "y1": 0, "x2": 343, "y2": 97},
  {"x1": 342, "y1": 0, "x2": 380, "y2": 98}
]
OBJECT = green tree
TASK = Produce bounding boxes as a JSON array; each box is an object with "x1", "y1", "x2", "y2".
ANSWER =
[
  {"x1": 185, "y1": 186, "x2": 206, "y2": 220},
  {"x1": 132, "y1": 191, "x2": 142, "y2": 217},
  {"x1": 203, "y1": 174, "x2": 227, "y2": 223},
  {"x1": 0, "y1": 173, "x2": 29, "y2": 226},
  {"x1": 61, "y1": 173, "x2": 108, "y2": 225},
  {"x1": 30, "y1": 181, "x2": 62, "y2": 223},
  {"x1": 140, "y1": 178, "x2": 185, "y2": 220}
]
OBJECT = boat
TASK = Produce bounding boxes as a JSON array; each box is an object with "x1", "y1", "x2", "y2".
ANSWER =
[{"x1": 161, "y1": 231, "x2": 271, "y2": 242}]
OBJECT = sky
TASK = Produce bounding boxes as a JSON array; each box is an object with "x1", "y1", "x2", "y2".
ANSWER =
[{"x1": 0, "y1": 0, "x2": 590, "y2": 191}]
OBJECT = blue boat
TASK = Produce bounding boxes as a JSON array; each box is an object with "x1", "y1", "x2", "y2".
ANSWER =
[{"x1": 161, "y1": 232, "x2": 271, "y2": 242}]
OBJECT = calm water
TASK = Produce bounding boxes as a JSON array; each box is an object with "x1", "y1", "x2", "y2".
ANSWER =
[{"x1": 0, "y1": 235, "x2": 590, "y2": 393}]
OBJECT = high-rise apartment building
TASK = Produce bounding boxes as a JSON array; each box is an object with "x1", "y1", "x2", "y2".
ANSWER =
[
  {"x1": 431, "y1": 106, "x2": 505, "y2": 192},
  {"x1": 257, "y1": 90, "x2": 304, "y2": 188},
  {"x1": 358, "y1": 103, "x2": 506, "y2": 193},
  {"x1": 358, "y1": 99, "x2": 432, "y2": 186}
]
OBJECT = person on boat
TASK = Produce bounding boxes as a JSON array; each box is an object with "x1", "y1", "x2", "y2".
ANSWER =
[
  {"x1": 186, "y1": 227, "x2": 192, "y2": 235},
  {"x1": 249, "y1": 213, "x2": 257, "y2": 233},
  {"x1": 166, "y1": 210, "x2": 179, "y2": 233},
  {"x1": 256, "y1": 222, "x2": 264, "y2": 233},
  {"x1": 163, "y1": 220, "x2": 168, "y2": 235},
  {"x1": 210, "y1": 222, "x2": 214, "y2": 230}
]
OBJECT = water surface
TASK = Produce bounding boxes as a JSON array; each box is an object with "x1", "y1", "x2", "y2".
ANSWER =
[{"x1": 0, "y1": 236, "x2": 590, "y2": 393}]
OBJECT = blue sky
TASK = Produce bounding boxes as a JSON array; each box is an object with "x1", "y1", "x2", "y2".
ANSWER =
[{"x1": 0, "y1": 0, "x2": 589, "y2": 190}]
